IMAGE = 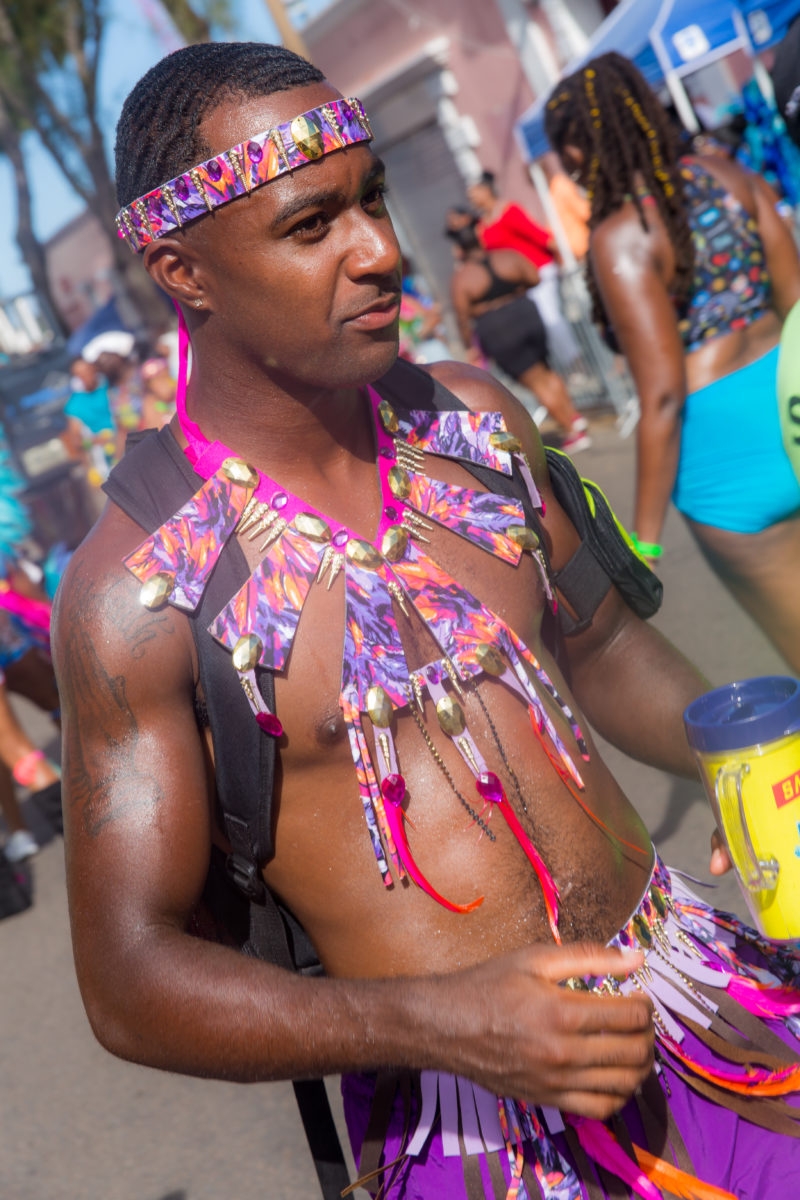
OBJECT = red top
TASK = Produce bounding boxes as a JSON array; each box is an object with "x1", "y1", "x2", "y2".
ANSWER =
[{"x1": 478, "y1": 203, "x2": 555, "y2": 268}]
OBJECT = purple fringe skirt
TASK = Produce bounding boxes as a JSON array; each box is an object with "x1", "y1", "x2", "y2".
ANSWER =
[{"x1": 342, "y1": 856, "x2": 800, "y2": 1199}]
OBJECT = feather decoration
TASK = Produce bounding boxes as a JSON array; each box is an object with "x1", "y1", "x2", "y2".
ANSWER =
[
  {"x1": 631, "y1": 1145, "x2": 738, "y2": 1199},
  {"x1": 661, "y1": 1032, "x2": 800, "y2": 1096},
  {"x1": 381, "y1": 774, "x2": 483, "y2": 914},
  {"x1": 566, "y1": 1117, "x2": 662, "y2": 1200},
  {"x1": 726, "y1": 974, "x2": 800, "y2": 1017}
]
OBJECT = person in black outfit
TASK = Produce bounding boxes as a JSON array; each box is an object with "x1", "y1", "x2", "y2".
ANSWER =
[{"x1": 449, "y1": 222, "x2": 590, "y2": 450}]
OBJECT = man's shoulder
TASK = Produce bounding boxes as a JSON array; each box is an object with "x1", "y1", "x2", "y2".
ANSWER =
[{"x1": 52, "y1": 501, "x2": 193, "y2": 685}]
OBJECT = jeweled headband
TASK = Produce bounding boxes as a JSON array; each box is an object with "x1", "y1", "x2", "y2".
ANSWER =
[{"x1": 116, "y1": 96, "x2": 373, "y2": 253}]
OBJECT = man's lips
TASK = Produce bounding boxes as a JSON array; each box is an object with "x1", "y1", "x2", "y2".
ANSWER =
[{"x1": 343, "y1": 292, "x2": 401, "y2": 328}]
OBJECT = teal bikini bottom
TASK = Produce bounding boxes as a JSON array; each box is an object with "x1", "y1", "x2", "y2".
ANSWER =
[{"x1": 673, "y1": 344, "x2": 800, "y2": 532}]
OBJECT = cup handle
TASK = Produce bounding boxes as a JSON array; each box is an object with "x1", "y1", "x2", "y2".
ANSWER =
[{"x1": 715, "y1": 762, "x2": 779, "y2": 892}]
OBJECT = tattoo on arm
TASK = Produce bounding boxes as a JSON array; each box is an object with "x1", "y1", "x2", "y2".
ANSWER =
[
  {"x1": 60, "y1": 578, "x2": 168, "y2": 837},
  {"x1": 106, "y1": 575, "x2": 175, "y2": 660}
]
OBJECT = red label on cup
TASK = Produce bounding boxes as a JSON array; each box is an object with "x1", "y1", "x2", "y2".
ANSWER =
[{"x1": 773, "y1": 771, "x2": 800, "y2": 809}]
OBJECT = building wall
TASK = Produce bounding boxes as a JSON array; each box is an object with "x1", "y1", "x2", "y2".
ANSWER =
[
  {"x1": 305, "y1": 0, "x2": 538, "y2": 211},
  {"x1": 45, "y1": 210, "x2": 114, "y2": 333},
  {"x1": 303, "y1": 0, "x2": 612, "y2": 318}
]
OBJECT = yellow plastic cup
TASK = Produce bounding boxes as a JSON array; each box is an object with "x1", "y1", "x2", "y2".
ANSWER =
[{"x1": 684, "y1": 677, "x2": 800, "y2": 942}]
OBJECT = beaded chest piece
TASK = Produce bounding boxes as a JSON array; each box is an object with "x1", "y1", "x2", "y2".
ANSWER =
[{"x1": 124, "y1": 343, "x2": 597, "y2": 941}]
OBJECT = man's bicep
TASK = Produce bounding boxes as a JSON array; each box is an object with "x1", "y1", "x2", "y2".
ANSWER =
[{"x1": 55, "y1": 552, "x2": 211, "y2": 939}]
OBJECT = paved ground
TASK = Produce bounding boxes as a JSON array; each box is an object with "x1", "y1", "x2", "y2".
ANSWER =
[{"x1": 0, "y1": 410, "x2": 789, "y2": 1200}]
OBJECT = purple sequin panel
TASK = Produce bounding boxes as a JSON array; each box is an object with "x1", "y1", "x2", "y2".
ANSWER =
[
  {"x1": 209, "y1": 527, "x2": 322, "y2": 670},
  {"x1": 390, "y1": 544, "x2": 501, "y2": 679},
  {"x1": 341, "y1": 562, "x2": 409, "y2": 708},
  {"x1": 396, "y1": 410, "x2": 513, "y2": 476},
  {"x1": 124, "y1": 473, "x2": 248, "y2": 612},
  {"x1": 408, "y1": 476, "x2": 523, "y2": 565}
]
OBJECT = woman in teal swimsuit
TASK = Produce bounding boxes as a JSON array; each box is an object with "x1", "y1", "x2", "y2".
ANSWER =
[{"x1": 546, "y1": 52, "x2": 800, "y2": 673}]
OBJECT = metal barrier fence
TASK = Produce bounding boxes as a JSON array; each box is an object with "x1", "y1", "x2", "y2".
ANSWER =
[{"x1": 551, "y1": 266, "x2": 639, "y2": 435}]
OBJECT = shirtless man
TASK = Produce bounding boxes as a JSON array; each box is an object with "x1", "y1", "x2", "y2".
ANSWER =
[{"x1": 54, "y1": 42, "x2": 800, "y2": 1200}]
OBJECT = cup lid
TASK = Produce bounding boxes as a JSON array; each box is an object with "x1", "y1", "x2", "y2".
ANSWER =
[{"x1": 683, "y1": 676, "x2": 800, "y2": 753}]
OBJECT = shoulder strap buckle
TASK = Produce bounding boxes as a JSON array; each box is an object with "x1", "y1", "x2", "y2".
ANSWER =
[{"x1": 225, "y1": 852, "x2": 267, "y2": 902}]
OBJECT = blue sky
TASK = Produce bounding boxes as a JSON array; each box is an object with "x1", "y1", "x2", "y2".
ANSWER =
[{"x1": 0, "y1": 0, "x2": 329, "y2": 300}]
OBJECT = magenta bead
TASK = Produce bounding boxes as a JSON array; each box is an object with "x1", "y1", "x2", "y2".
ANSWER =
[
  {"x1": 381, "y1": 773, "x2": 406, "y2": 807},
  {"x1": 256, "y1": 712, "x2": 283, "y2": 737},
  {"x1": 476, "y1": 772, "x2": 503, "y2": 804}
]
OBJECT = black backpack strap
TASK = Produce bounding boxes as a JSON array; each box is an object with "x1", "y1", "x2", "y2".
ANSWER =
[{"x1": 104, "y1": 430, "x2": 349, "y2": 1199}]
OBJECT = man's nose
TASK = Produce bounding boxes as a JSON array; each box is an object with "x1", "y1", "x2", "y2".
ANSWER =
[{"x1": 347, "y1": 215, "x2": 400, "y2": 280}]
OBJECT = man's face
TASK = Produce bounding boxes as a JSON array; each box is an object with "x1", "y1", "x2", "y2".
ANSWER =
[{"x1": 173, "y1": 82, "x2": 403, "y2": 392}]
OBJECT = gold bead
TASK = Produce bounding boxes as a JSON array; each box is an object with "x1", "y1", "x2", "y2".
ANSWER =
[
  {"x1": 220, "y1": 457, "x2": 259, "y2": 488},
  {"x1": 366, "y1": 684, "x2": 393, "y2": 728},
  {"x1": 381, "y1": 525, "x2": 409, "y2": 562},
  {"x1": 387, "y1": 465, "x2": 411, "y2": 499},
  {"x1": 565, "y1": 976, "x2": 590, "y2": 991},
  {"x1": 345, "y1": 538, "x2": 382, "y2": 570},
  {"x1": 290, "y1": 114, "x2": 324, "y2": 160},
  {"x1": 489, "y1": 431, "x2": 522, "y2": 454},
  {"x1": 378, "y1": 400, "x2": 398, "y2": 433},
  {"x1": 231, "y1": 633, "x2": 263, "y2": 672},
  {"x1": 474, "y1": 642, "x2": 505, "y2": 677},
  {"x1": 436, "y1": 695, "x2": 466, "y2": 737},
  {"x1": 293, "y1": 512, "x2": 331, "y2": 542},
  {"x1": 506, "y1": 524, "x2": 540, "y2": 551},
  {"x1": 139, "y1": 572, "x2": 174, "y2": 610}
]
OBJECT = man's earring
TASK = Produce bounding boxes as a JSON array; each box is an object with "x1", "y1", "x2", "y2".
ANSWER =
[{"x1": 193, "y1": 297, "x2": 203, "y2": 308}]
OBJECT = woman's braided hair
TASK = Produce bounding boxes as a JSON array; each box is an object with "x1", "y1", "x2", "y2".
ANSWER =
[{"x1": 544, "y1": 52, "x2": 694, "y2": 327}]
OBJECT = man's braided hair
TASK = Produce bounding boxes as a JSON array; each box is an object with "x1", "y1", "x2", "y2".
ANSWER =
[
  {"x1": 544, "y1": 52, "x2": 694, "y2": 327},
  {"x1": 115, "y1": 41, "x2": 325, "y2": 208}
]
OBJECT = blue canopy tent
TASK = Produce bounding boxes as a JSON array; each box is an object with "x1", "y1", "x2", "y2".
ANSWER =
[
  {"x1": 741, "y1": 1, "x2": 800, "y2": 50},
  {"x1": 515, "y1": 0, "x2": 782, "y2": 162}
]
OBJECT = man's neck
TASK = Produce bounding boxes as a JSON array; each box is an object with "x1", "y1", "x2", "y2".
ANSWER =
[{"x1": 181, "y1": 359, "x2": 377, "y2": 490}]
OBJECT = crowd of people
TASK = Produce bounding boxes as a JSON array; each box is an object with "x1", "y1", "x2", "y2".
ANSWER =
[{"x1": 4, "y1": 27, "x2": 800, "y2": 1200}]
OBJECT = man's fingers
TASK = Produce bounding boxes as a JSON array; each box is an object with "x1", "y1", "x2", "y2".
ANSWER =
[
  {"x1": 534, "y1": 942, "x2": 645, "y2": 986},
  {"x1": 710, "y1": 828, "x2": 733, "y2": 875},
  {"x1": 557, "y1": 1090, "x2": 642, "y2": 1122}
]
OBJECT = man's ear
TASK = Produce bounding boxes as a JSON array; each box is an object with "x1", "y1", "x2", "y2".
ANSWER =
[{"x1": 143, "y1": 236, "x2": 207, "y2": 309}]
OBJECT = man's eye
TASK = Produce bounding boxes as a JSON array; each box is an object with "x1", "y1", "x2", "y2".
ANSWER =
[
  {"x1": 363, "y1": 182, "x2": 389, "y2": 212},
  {"x1": 292, "y1": 212, "x2": 329, "y2": 236}
]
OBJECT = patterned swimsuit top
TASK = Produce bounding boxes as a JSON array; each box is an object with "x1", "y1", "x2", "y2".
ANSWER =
[{"x1": 677, "y1": 159, "x2": 771, "y2": 352}]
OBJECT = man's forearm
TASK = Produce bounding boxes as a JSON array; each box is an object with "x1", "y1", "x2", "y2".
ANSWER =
[
  {"x1": 80, "y1": 926, "x2": 653, "y2": 1119},
  {"x1": 80, "y1": 923, "x2": 444, "y2": 1083}
]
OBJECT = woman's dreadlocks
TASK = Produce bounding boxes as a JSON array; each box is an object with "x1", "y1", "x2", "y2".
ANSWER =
[{"x1": 544, "y1": 52, "x2": 695, "y2": 328}]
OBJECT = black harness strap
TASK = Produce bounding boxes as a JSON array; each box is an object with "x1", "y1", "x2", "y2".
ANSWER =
[{"x1": 104, "y1": 429, "x2": 349, "y2": 1199}]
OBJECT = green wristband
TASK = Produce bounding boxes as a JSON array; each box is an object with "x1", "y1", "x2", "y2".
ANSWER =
[{"x1": 631, "y1": 533, "x2": 663, "y2": 560}]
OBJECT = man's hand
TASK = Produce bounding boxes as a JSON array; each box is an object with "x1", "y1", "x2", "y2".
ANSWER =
[
  {"x1": 710, "y1": 827, "x2": 734, "y2": 875},
  {"x1": 434, "y1": 943, "x2": 653, "y2": 1120}
]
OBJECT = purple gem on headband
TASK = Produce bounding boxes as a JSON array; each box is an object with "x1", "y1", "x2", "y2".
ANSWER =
[
  {"x1": 272, "y1": 492, "x2": 288, "y2": 510},
  {"x1": 332, "y1": 529, "x2": 349, "y2": 547},
  {"x1": 247, "y1": 141, "x2": 263, "y2": 163},
  {"x1": 206, "y1": 160, "x2": 223, "y2": 182},
  {"x1": 174, "y1": 177, "x2": 190, "y2": 200}
]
